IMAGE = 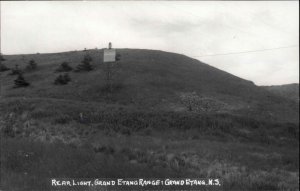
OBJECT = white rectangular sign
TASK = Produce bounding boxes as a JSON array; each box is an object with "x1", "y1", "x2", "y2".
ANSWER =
[{"x1": 103, "y1": 49, "x2": 116, "y2": 63}]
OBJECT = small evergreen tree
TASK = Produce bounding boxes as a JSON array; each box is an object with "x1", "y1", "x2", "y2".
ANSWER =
[
  {"x1": 26, "y1": 59, "x2": 37, "y2": 70},
  {"x1": 9, "y1": 65, "x2": 21, "y2": 75},
  {"x1": 55, "y1": 62, "x2": 73, "y2": 72},
  {"x1": 75, "y1": 54, "x2": 93, "y2": 72},
  {"x1": 0, "y1": 63, "x2": 10, "y2": 72},
  {"x1": 14, "y1": 73, "x2": 30, "y2": 88},
  {"x1": 54, "y1": 73, "x2": 71, "y2": 85}
]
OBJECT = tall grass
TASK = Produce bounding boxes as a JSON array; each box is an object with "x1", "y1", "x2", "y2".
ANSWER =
[
  {"x1": 0, "y1": 137, "x2": 188, "y2": 191},
  {"x1": 1, "y1": 98, "x2": 298, "y2": 146}
]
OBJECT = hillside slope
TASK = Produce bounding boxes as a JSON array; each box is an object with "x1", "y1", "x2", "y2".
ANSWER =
[
  {"x1": 0, "y1": 49, "x2": 298, "y2": 123},
  {"x1": 262, "y1": 83, "x2": 299, "y2": 103},
  {"x1": 1, "y1": 49, "x2": 299, "y2": 191}
]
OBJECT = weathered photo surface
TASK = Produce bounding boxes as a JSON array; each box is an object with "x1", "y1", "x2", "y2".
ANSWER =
[{"x1": 0, "y1": 1, "x2": 299, "y2": 191}]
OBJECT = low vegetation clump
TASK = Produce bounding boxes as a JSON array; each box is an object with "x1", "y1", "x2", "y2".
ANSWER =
[
  {"x1": 54, "y1": 73, "x2": 71, "y2": 85},
  {"x1": 0, "y1": 63, "x2": 10, "y2": 72},
  {"x1": 55, "y1": 62, "x2": 73, "y2": 72},
  {"x1": 75, "y1": 54, "x2": 93, "y2": 72},
  {"x1": 180, "y1": 92, "x2": 227, "y2": 112},
  {"x1": 25, "y1": 59, "x2": 37, "y2": 71},
  {"x1": 14, "y1": 73, "x2": 30, "y2": 88}
]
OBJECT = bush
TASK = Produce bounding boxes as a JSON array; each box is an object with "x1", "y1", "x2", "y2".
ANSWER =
[
  {"x1": 0, "y1": 63, "x2": 10, "y2": 72},
  {"x1": 54, "y1": 73, "x2": 71, "y2": 85},
  {"x1": 180, "y1": 92, "x2": 226, "y2": 112},
  {"x1": 25, "y1": 59, "x2": 37, "y2": 71},
  {"x1": 55, "y1": 62, "x2": 73, "y2": 72},
  {"x1": 75, "y1": 54, "x2": 93, "y2": 72},
  {"x1": 14, "y1": 73, "x2": 30, "y2": 88}
]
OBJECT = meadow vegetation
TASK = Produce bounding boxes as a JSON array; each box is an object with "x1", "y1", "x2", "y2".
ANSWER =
[
  {"x1": 0, "y1": 63, "x2": 9, "y2": 72},
  {"x1": 54, "y1": 73, "x2": 71, "y2": 85},
  {"x1": 25, "y1": 59, "x2": 37, "y2": 71},
  {"x1": 14, "y1": 73, "x2": 30, "y2": 88},
  {"x1": 0, "y1": 97, "x2": 298, "y2": 190}
]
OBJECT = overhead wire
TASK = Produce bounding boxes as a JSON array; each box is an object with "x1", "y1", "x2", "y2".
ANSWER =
[
  {"x1": 106, "y1": 2, "x2": 298, "y2": 58},
  {"x1": 190, "y1": 45, "x2": 298, "y2": 58}
]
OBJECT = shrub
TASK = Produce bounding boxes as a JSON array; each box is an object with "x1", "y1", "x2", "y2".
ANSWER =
[
  {"x1": 0, "y1": 63, "x2": 10, "y2": 72},
  {"x1": 14, "y1": 73, "x2": 30, "y2": 88},
  {"x1": 54, "y1": 73, "x2": 71, "y2": 85},
  {"x1": 180, "y1": 92, "x2": 227, "y2": 112},
  {"x1": 55, "y1": 62, "x2": 73, "y2": 72},
  {"x1": 25, "y1": 59, "x2": 37, "y2": 71}
]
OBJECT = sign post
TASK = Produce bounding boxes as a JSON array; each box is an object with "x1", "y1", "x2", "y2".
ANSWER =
[
  {"x1": 103, "y1": 42, "x2": 116, "y2": 63},
  {"x1": 103, "y1": 42, "x2": 117, "y2": 93}
]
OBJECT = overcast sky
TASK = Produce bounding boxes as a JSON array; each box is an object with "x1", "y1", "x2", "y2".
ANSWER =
[{"x1": 1, "y1": 1, "x2": 299, "y2": 85}]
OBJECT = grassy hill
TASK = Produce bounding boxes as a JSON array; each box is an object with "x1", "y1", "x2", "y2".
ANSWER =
[
  {"x1": 0, "y1": 49, "x2": 299, "y2": 190},
  {"x1": 262, "y1": 83, "x2": 299, "y2": 103},
  {"x1": 0, "y1": 49, "x2": 298, "y2": 123}
]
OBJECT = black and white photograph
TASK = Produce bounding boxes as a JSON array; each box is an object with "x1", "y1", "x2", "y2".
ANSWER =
[{"x1": 0, "y1": 1, "x2": 299, "y2": 190}]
